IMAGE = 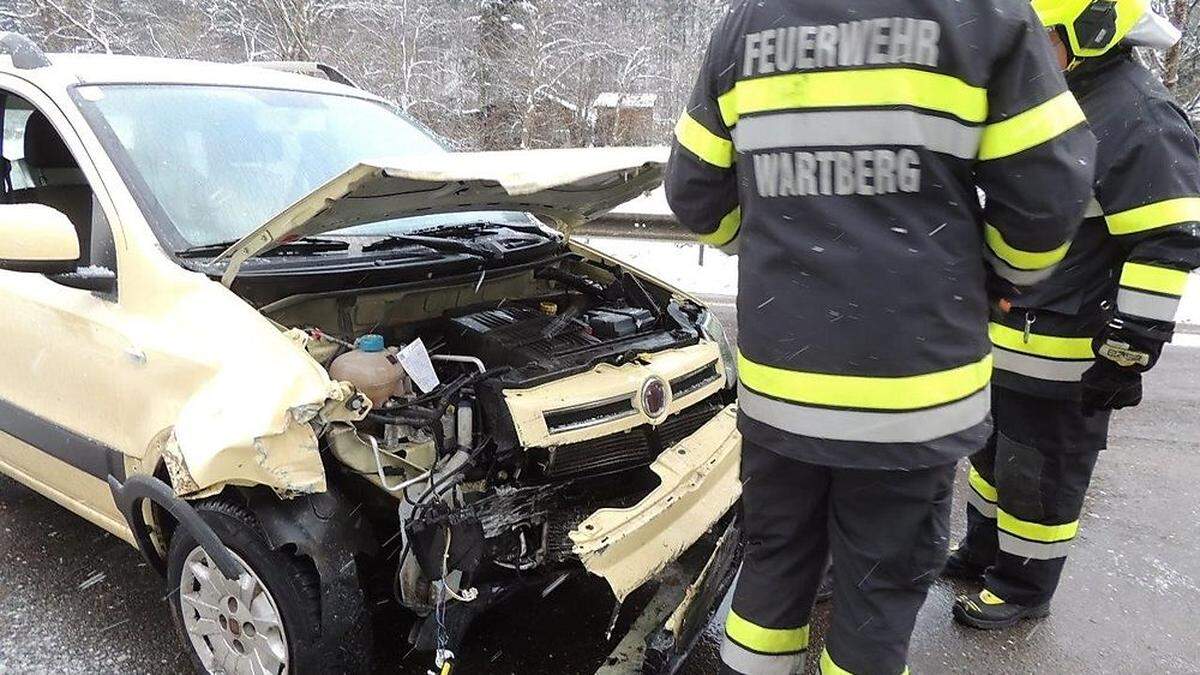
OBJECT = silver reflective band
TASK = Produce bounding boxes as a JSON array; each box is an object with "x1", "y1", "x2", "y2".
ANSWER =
[
  {"x1": 1118, "y1": 288, "x2": 1181, "y2": 322},
  {"x1": 720, "y1": 638, "x2": 804, "y2": 675},
  {"x1": 985, "y1": 250, "x2": 1058, "y2": 286},
  {"x1": 733, "y1": 110, "x2": 981, "y2": 160},
  {"x1": 998, "y1": 531, "x2": 1072, "y2": 560},
  {"x1": 738, "y1": 384, "x2": 990, "y2": 443},
  {"x1": 967, "y1": 489, "x2": 997, "y2": 518},
  {"x1": 993, "y1": 349, "x2": 1092, "y2": 382},
  {"x1": 1084, "y1": 198, "x2": 1104, "y2": 219}
]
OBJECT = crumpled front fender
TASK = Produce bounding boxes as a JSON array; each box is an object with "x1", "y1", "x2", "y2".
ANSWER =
[{"x1": 163, "y1": 351, "x2": 366, "y2": 499}]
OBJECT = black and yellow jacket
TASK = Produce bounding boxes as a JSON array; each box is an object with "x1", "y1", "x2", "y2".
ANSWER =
[
  {"x1": 665, "y1": 0, "x2": 1097, "y2": 469},
  {"x1": 991, "y1": 48, "x2": 1200, "y2": 400}
]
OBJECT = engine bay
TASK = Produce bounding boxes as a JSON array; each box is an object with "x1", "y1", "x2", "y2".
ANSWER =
[{"x1": 269, "y1": 247, "x2": 735, "y2": 651}]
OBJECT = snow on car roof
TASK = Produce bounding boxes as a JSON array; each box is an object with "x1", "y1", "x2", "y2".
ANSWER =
[{"x1": 25, "y1": 53, "x2": 376, "y2": 100}]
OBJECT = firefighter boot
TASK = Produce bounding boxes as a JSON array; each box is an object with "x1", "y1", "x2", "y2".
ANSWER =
[
  {"x1": 940, "y1": 546, "x2": 987, "y2": 582},
  {"x1": 952, "y1": 589, "x2": 1050, "y2": 630}
]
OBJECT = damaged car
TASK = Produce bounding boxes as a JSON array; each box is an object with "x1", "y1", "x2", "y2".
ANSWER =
[{"x1": 0, "y1": 34, "x2": 741, "y2": 674}]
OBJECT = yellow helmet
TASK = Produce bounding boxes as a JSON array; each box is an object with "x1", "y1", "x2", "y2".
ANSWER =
[{"x1": 1031, "y1": 0, "x2": 1149, "y2": 58}]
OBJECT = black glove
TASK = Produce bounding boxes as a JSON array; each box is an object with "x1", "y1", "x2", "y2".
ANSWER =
[
  {"x1": 1093, "y1": 314, "x2": 1170, "y2": 374},
  {"x1": 1081, "y1": 358, "x2": 1143, "y2": 414},
  {"x1": 1081, "y1": 314, "x2": 1168, "y2": 414}
]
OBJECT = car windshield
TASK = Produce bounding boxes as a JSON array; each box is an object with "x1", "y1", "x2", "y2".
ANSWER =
[{"x1": 75, "y1": 84, "x2": 530, "y2": 249}]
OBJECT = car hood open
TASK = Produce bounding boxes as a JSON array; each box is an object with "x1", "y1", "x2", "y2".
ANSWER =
[{"x1": 213, "y1": 146, "x2": 666, "y2": 286}]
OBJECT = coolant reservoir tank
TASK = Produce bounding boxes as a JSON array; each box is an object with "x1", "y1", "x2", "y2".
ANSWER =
[{"x1": 329, "y1": 335, "x2": 403, "y2": 406}]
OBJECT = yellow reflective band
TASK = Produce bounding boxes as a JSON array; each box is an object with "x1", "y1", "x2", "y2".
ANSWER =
[
  {"x1": 998, "y1": 509, "x2": 1079, "y2": 543},
  {"x1": 699, "y1": 207, "x2": 741, "y2": 247},
  {"x1": 980, "y1": 589, "x2": 1007, "y2": 606},
  {"x1": 820, "y1": 649, "x2": 907, "y2": 675},
  {"x1": 738, "y1": 352, "x2": 992, "y2": 411},
  {"x1": 716, "y1": 68, "x2": 987, "y2": 128},
  {"x1": 984, "y1": 224, "x2": 1069, "y2": 271},
  {"x1": 725, "y1": 610, "x2": 809, "y2": 654},
  {"x1": 977, "y1": 91, "x2": 1085, "y2": 161},
  {"x1": 989, "y1": 323, "x2": 1095, "y2": 360},
  {"x1": 969, "y1": 467, "x2": 997, "y2": 503},
  {"x1": 820, "y1": 649, "x2": 851, "y2": 675},
  {"x1": 1120, "y1": 262, "x2": 1189, "y2": 296},
  {"x1": 675, "y1": 111, "x2": 735, "y2": 169},
  {"x1": 1106, "y1": 197, "x2": 1200, "y2": 235}
]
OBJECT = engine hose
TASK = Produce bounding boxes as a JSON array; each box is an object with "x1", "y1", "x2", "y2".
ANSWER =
[
  {"x1": 412, "y1": 442, "x2": 492, "y2": 512},
  {"x1": 372, "y1": 366, "x2": 510, "y2": 424},
  {"x1": 535, "y1": 265, "x2": 610, "y2": 298}
]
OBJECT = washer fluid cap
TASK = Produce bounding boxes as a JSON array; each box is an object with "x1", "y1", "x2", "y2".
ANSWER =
[{"x1": 357, "y1": 334, "x2": 386, "y2": 352}]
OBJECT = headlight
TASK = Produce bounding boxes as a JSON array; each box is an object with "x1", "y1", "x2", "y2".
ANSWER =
[{"x1": 700, "y1": 310, "x2": 737, "y2": 388}]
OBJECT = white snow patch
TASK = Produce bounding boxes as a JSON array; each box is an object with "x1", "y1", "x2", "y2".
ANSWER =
[
  {"x1": 610, "y1": 186, "x2": 671, "y2": 217},
  {"x1": 1175, "y1": 274, "x2": 1200, "y2": 326},
  {"x1": 578, "y1": 236, "x2": 738, "y2": 296},
  {"x1": 593, "y1": 92, "x2": 658, "y2": 109}
]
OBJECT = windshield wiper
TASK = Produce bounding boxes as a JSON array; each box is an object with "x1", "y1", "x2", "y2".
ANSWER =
[
  {"x1": 363, "y1": 234, "x2": 501, "y2": 259},
  {"x1": 178, "y1": 237, "x2": 350, "y2": 259}
]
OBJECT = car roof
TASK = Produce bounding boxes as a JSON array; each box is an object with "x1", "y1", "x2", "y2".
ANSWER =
[{"x1": 2, "y1": 52, "x2": 380, "y2": 101}]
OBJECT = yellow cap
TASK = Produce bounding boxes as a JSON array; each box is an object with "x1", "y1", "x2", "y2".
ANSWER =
[{"x1": 1032, "y1": 0, "x2": 1148, "y2": 58}]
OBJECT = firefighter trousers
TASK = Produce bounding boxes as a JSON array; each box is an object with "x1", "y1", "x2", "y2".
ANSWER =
[
  {"x1": 959, "y1": 387, "x2": 1111, "y2": 606},
  {"x1": 720, "y1": 440, "x2": 956, "y2": 675}
]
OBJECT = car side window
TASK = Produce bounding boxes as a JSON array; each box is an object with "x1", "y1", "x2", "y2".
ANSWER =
[
  {"x1": 2, "y1": 99, "x2": 35, "y2": 190},
  {"x1": 0, "y1": 89, "x2": 116, "y2": 274}
]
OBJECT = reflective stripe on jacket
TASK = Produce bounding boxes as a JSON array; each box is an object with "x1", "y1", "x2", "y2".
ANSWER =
[{"x1": 665, "y1": 0, "x2": 1096, "y2": 468}]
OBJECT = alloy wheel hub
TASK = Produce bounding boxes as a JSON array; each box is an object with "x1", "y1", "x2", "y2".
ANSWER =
[{"x1": 179, "y1": 546, "x2": 289, "y2": 674}]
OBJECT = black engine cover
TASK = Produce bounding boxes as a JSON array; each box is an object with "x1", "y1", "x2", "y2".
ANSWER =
[{"x1": 442, "y1": 304, "x2": 692, "y2": 388}]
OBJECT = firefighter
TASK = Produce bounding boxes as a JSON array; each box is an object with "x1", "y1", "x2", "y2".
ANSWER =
[
  {"x1": 666, "y1": 1, "x2": 1097, "y2": 672},
  {"x1": 947, "y1": 0, "x2": 1200, "y2": 630}
]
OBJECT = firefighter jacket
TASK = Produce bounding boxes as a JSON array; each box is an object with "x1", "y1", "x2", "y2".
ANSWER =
[
  {"x1": 991, "y1": 48, "x2": 1200, "y2": 400},
  {"x1": 665, "y1": 0, "x2": 1097, "y2": 469}
]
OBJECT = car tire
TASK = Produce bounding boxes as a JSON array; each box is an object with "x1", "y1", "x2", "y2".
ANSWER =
[{"x1": 166, "y1": 498, "x2": 370, "y2": 674}]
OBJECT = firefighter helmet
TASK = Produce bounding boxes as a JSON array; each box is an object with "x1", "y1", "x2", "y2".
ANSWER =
[{"x1": 1031, "y1": 0, "x2": 1149, "y2": 58}]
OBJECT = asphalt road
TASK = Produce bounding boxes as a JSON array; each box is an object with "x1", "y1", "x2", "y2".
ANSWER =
[{"x1": 2, "y1": 298, "x2": 1199, "y2": 674}]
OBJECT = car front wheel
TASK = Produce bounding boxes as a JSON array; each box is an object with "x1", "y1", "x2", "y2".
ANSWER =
[{"x1": 166, "y1": 499, "x2": 353, "y2": 674}]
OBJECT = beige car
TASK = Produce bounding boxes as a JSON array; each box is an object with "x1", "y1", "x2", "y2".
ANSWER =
[{"x1": 0, "y1": 33, "x2": 741, "y2": 674}]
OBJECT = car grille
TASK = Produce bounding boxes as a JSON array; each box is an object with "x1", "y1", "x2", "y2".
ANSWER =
[
  {"x1": 543, "y1": 396, "x2": 637, "y2": 435},
  {"x1": 670, "y1": 361, "x2": 721, "y2": 399},
  {"x1": 542, "y1": 395, "x2": 726, "y2": 481},
  {"x1": 541, "y1": 360, "x2": 720, "y2": 435}
]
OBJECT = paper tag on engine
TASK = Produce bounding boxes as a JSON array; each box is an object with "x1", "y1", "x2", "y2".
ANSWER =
[{"x1": 397, "y1": 338, "x2": 440, "y2": 393}]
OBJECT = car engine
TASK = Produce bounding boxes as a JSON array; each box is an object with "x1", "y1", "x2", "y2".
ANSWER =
[{"x1": 281, "y1": 252, "x2": 734, "y2": 652}]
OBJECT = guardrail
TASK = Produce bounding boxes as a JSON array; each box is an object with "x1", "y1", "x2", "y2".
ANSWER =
[{"x1": 575, "y1": 213, "x2": 692, "y2": 241}]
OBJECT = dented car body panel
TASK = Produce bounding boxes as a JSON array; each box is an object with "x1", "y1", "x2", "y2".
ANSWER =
[{"x1": 0, "y1": 50, "x2": 741, "y2": 671}]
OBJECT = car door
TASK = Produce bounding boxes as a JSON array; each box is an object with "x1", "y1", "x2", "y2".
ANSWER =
[{"x1": 0, "y1": 77, "x2": 133, "y2": 537}]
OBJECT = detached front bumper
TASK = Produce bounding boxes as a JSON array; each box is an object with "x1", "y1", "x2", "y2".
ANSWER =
[
  {"x1": 568, "y1": 403, "x2": 741, "y2": 673},
  {"x1": 569, "y1": 404, "x2": 741, "y2": 601},
  {"x1": 595, "y1": 518, "x2": 742, "y2": 675}
]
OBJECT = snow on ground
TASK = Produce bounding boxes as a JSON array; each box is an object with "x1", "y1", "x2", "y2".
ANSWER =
[
  {"x1": 1176, "y1": 275, "x2": 1200, "y2": 326},
  {"x1": 578, "y1": 236, "x2": 737, "y2": 296},
  {"x1": 609, "y1": 187, "x2": 670, "y2": 217},
  {"x1": 581, "y1": 233, "x2": 1200, "y2": 340}
]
